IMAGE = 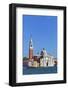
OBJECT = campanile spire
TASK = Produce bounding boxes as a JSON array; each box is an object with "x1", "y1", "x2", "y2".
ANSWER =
[
  {"x1": 29, "y1": 35, "x2": 33, "y2": 49},
  {"x1": 29, "y1": 35, "x2": 33, "y2": 60}
]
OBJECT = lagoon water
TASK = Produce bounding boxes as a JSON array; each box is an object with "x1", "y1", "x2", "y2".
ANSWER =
[{"x1": 23, "y1": 66, "x2": 57, "y2": 75}]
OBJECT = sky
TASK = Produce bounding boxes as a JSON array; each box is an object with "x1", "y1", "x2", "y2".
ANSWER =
[{"x1": 23, "y1": 15, "x2": 57, "y2": 58}]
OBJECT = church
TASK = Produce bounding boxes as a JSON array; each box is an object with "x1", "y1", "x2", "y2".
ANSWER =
[{"x1": 28, "y1": 36, "x2": 57, "y2": 67}]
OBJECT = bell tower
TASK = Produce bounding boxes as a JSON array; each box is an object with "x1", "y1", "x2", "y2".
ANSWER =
[{"x1": 29, "y1": 36, "x2": 33, "y2": 60}]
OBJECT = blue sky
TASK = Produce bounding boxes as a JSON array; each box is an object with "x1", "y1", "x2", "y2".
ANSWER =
[{"x1": 23, "y1": 15, "x2": 57, "y2": 58}]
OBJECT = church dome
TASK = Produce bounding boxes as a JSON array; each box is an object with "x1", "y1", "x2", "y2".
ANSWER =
[
  {"x1": 40, "y1": 48, "x2": 47, "y2": 57},
  {"x1": 42, "y1": 48, "x2": 47, "y2": 57}
]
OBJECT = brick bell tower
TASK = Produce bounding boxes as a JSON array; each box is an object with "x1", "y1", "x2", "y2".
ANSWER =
[{"x1": 29, "y1": 36, "x2": 33, "y2": 61}]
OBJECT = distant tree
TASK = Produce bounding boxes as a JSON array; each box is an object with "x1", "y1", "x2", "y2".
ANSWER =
[{"x1": 23, "y1": 57, "x2": 28, "y2": 60}]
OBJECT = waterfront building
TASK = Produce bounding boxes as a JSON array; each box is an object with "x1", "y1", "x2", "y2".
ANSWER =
[
  {"x1": 28, "y1": 61, "x2": 33, "y2": 67},
  {"x1": 40, "y1": 58, "x2": 44, "y2": 67},
  {"x1": 33, "y1": 61, "x2": 38, "y2": 67}
]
